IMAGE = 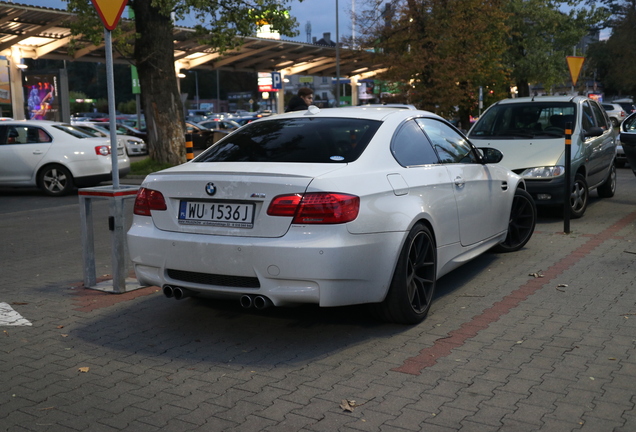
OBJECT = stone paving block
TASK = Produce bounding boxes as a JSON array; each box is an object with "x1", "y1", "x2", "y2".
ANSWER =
[
  {"x1": 458, "y1": 419, "x2": 500, "y2": 431},
  {"x1": 279, "y1": 384, "x2": 328, "y2": 406},
  {"x1": 544, "y1": 401, "x2": 588, "y2": 423},
  {"x1": 336, "y1": 408, "x2": 395, "y2": 432},
  {"x1": 579, "y1": 414, "x2": 624, "y2": 432},
  {"x1": 444, "y1": 392, "x2": 489, "y2": 414},
  {"x1": 303, "y1": 410, "x2": 360, "y2": 432},
  {"x1": 384, "y1": 406, "x2": 431, "y2": 431},
  {"x1": 262, "y1": 412, "x2": 317, "y2": 432},
  {"x1": 499, "y1": 417, "x2": 546, "y2": 432},
  {"x1": 463, "y1": 404, "x2": 514, "y2": 428},
  {"x1": 173, "y1": 401, "x2": 227, "y2": 426},
  {"x1": 505, "y1": 401, "x2": 552, "y2": 426},
  {"x1": 495, "y1": 376, "x2": 538, "y2": 396},
  {"x1": 255, "y1": 398, "x2": 305, "y2": 422},
  {"x1": 424, "y1": 405, "x2": 473, "y2": 429},
  {"x1": 289, "y1": 396, "x2": 334, "y2": 421},
  {"x1": 222, "y1": 414, "x2": 277, "y2": 432}
]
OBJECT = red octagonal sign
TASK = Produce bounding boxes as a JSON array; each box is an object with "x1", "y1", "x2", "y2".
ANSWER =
[{"x1": 91, "y1": 0, "x2": 128, "y2": 31}]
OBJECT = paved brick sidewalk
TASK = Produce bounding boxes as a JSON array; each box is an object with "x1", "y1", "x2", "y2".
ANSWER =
[{"x1": 1, "y1": 171, "x2": 635, "y2": 431}]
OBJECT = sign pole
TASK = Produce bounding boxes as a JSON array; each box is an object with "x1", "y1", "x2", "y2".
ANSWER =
[
  {"x1": 104, "y1": 29, "x2": 119, "y2": 189},
  {"x1": 563, "y1": 122, "x2": 572, "y2": 234}
]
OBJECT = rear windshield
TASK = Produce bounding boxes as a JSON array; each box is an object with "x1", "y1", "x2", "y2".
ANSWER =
[
  {"x1": 469, "y1": 102, "x2": 577, "y2": 139},
  {"x1": 194, "y1": 117, "x2": 381, "y2": 163},
  {"x1": 52, "y1": 124, "x2": 94, "y2": 139}
]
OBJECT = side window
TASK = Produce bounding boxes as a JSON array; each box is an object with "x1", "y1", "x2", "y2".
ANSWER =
[
  {"x1": 415, "y1": 118, "x2": 478, "y2": 164},
  {"x1": 590, "y1": 101, "x2": 609, "y2": 130},
  {"x1": 582, "y1": 102, "x2": 595, "y2": 131},
  {"x1": 391, "y1": 120, "x2": 439, "y2": 167}
]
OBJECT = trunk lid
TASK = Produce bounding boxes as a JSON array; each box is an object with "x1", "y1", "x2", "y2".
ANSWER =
[{"x1": 144, "y1": 162, "x2": 347, "y2": 238}]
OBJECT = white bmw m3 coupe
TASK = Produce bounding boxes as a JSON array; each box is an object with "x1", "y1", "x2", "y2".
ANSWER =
[{"x1": 128, "y1": 106, "x2": 536, "y2": 324}]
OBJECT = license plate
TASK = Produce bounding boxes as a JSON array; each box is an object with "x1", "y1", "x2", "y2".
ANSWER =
[{"x1": 178, "y1": 201, "x2": 255, "y2": 228}]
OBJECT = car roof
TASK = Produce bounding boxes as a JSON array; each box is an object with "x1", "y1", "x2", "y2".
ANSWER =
[
  {"x1": 274, "y1": 106, "x2": 442, "y2": 122},
  {"x1": 493, "y1": 95, "x2": 586, "y2": 105}
]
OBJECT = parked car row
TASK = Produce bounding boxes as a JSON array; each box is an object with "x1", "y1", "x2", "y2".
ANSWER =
[{"x1": 0, "y1": 120, "x2": 129, "y2": 196}]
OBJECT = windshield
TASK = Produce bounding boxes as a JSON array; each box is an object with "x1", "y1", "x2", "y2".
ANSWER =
[
  {"x1": 469, "y1": 102, "x2": 577, "y2": 139},
  {"x1": 195, "y1": 117, "x2": 381, "y2": 163}
]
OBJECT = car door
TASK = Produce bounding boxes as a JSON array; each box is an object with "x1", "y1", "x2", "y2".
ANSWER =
[
  {"x1": 415, "y1": 118, "x2": 510, "y2": 247},
  {"x1": 583, "y1": 100, "x2": 615, "y2": 186},
  {"x1": 0, "y1": 125, "x2": 53, "y2": 184},
  {"x1": 389, "y1": 119, "x2": 460, "y2": 248}
]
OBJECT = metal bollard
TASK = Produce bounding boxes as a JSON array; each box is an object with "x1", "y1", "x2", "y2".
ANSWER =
[{"x1": 185, "y1": 133, "x2": 194, "y2": 160}]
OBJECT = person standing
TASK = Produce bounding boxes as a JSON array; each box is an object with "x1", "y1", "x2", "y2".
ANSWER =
[{"x1": 285, "y1": 88, "x2": 314, "y2": 112}]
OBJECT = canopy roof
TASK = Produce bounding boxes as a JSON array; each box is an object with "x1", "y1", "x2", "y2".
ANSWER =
[{"x1": 0, "y1": 1, "x2": 386, "y2": 80}]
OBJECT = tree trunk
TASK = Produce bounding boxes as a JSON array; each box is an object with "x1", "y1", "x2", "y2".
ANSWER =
[
  {"x1": 516, "y1": 79, "x2": 530, "y2": 98},
  {"x1": 131, "y1": 0, "x2": 186, "y2": 165}
]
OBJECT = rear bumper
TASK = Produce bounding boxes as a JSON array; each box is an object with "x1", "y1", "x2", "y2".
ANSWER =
[{"x1": 127, "y1": 221, "x2": 405, "y2": 307}]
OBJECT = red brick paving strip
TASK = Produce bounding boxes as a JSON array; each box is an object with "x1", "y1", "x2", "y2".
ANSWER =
[
  {"x1": 71, "y1": 275, "x2": 159, "y2": 312},
  {"x1": 393, "y1": 212, "x2": 636, "y2": 375}
]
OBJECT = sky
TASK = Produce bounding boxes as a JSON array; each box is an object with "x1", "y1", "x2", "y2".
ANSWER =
[{"x1": 15, "y1": 0, "x2": 354, "y2": 44}]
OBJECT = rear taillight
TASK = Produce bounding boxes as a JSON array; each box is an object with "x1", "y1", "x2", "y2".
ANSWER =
[
  {"x1": 268, "y1": 192, "x2": 359, "y2": 224},
  {"x1": 133, "y1": 187, "x2": 167, "y2": 216},
  {"x1": 95, "y1": 145, "x2": 111, "y2": 156}
]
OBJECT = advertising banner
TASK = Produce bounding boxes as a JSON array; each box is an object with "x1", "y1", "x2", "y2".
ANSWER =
[{"x1": 24, "y1": 72, "x2": 60, "y2": 121}]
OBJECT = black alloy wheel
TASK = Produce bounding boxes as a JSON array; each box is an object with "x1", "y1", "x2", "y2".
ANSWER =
[
  {"x1": 372, "y1": 223, "x2": 437, "y2": 325},
  {"x1": 492, "y1": 188, "x2": 536, "y2": 253}
]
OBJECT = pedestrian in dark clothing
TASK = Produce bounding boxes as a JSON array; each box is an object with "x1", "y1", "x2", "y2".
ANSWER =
[{"x1": 285, "y1": 88, "x2": 314, "y2": 112}]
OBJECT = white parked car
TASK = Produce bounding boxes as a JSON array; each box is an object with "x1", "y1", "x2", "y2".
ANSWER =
[
  {"x1": 128, "y1": 106, "x2": 536, "y2": 324},
  {"x1": 72, "y1": 121, "x2": 147, "y2": 156},
  {"x1": 601, "y1": 103, "x2": 627, "y2": 127},
  {"x1": 468, "y1": 96, "x2": 617, "y2": 218},
  {"x1": 0, "y1": 120, "x2": 130, "y2": 196}
]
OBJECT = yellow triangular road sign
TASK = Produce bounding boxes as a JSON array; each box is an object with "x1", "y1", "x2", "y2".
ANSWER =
[
  {"x1": 566, "y1": 56, "x2": 585, "y2": 86},
  {"x1": 91, "y1": 0, "x2": 128, "y2": 31}
]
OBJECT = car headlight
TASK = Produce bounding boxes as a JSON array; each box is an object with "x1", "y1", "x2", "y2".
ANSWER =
[
  {"x1": 127, "y1": 139, "x2": 139, "y2": 146},
  {"x1": 521, "y1": 166, "x2": 565, "y2": 179}
]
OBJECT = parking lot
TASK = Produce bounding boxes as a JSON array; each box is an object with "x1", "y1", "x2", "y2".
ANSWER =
[{"x1": 1, "y1": 168, "x2": 635, "y2": 431}]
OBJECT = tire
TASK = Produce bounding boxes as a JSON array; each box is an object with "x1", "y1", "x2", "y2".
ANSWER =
[
  {"x1": 611, "y1": 118, "x2": 619, "y2": 128},
  {"x1": 372, "y1": 223, "x2": 436, "y2": 325},
  {"x1": 492, "y1": 189, "x2": 536, "y2": 253},
  {"x1": 37, "y1": 164, "x2": 74, "y2": 197},
  {"x1": 597, "y1": 163, "x2": 616, "y2": 198},
  {"x1": 569, "y1": 173, "x2": 588, "y2": 219}
]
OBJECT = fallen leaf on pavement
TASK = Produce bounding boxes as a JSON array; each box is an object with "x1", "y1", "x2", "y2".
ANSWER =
[
  {"x1": 340, "y1": 399, "x2": 354, "y2": 412},
  {"x1": 78, "y1": 367, "x2": 90, "y2": 373}
]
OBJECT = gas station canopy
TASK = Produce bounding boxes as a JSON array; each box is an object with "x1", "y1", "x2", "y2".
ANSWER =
[{"x1": 0, "y1": 1, "x2": 386, "y2": 79}]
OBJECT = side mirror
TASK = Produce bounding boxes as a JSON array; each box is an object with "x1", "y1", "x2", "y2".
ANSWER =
[
  {"x1": 478, "y1": 147, "x2": 504, "y2": 164},
  {"x1": 584, "y1": 126, "x2": 604, "y2": 138}
]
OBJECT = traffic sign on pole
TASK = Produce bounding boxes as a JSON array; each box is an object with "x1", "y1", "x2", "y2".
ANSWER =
[
  {"x1": 91, "y1": 0, "x2": 128, "y2": 31},
  {"x1": 566, "y1": 56, "x2": 585, "y2": 86}
]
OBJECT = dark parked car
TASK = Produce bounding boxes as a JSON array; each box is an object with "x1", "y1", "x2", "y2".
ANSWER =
[
  {"x1": 185, "y1": 121, "x2": 217, "y2": 149},
  {"x1": 619, "y1": 112, "x2": 636, "y2": 176}
]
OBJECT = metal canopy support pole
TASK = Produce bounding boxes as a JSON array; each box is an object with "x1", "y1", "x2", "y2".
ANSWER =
[{"x1": 335, "y1": 0, "x2": 340, "y2": 107}]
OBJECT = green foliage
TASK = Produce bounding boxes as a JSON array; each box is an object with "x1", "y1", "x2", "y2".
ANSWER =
[
  {"x1": 118, "y1": 99, "x2": 138, "y2": 114},
  {"x1": 129, "y1": 158, "x2": 175, "y2": 176},
  {"x1": 505, "y1": 0, "x2": 609, "y2": 95},
  {"x1": 587, "y1": 1, "x2": 636, "y2": 96}
]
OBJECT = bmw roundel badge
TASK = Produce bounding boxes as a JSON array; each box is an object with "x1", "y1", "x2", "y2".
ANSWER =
[{"x1": 205, "y1": 182, "x2": 216, "y2": 196}]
